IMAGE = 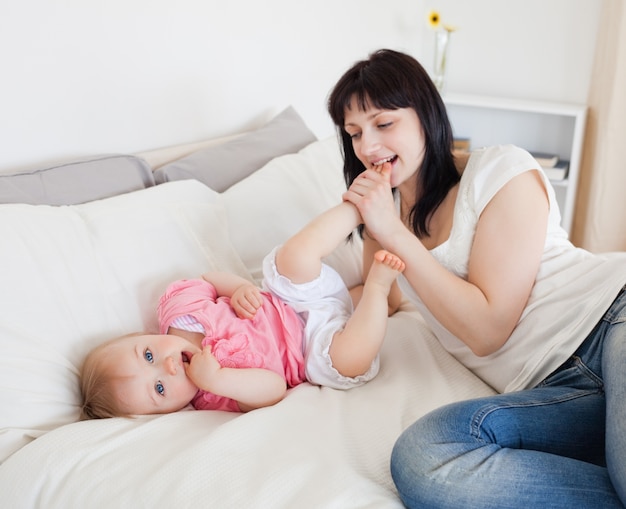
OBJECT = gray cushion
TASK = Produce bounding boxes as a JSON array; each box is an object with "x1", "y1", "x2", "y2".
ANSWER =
[
  {"x1": 153, "y1": 106, "x2": 317, "y2": 192},
  {"x1": 0, "y1": 154, "x2": 155, "y2": 205}
]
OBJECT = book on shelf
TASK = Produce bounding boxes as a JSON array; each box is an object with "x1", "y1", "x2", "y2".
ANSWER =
[
  {"x1": 453, "y1": 137, "x2": 471, "y2": 153},
  {"x1": 530, "y1": 151, "x2": 559, "y2": 168},
  {"x1": 543, "y1": 160, "x2": 569, "y2": 181}
]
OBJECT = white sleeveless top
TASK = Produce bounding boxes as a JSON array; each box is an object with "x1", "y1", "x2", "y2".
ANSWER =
[{"x1": 397, "y1": 145, "x2": 626, "y2": 393}]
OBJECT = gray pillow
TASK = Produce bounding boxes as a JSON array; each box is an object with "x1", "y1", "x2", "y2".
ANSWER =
[
  {"x1": 153, "y1": 106, "x2": 317, "y2": 192},
  {"x1": 0, "y1": 154, "x2": 155, "y2": 205}
]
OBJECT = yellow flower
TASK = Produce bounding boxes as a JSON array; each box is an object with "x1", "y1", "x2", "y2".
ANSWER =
[
  {"x1": 427, "y1": 10, "x2": 440, "y2": 29},
  {"x1": 427, "y1": 9, "x2": 457, "y2": 32}
]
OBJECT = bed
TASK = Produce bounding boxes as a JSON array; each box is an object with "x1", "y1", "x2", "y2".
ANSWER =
[{"x1": 0, "y1": 106, "x2": 496, "y2": 508}]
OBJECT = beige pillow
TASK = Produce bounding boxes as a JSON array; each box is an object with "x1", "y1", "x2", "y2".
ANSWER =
[{"x1": 154, "y1": 106, "x2": 317, "y2": 192}]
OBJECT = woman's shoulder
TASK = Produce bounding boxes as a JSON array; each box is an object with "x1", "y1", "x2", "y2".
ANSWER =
[
  {"x1": 461, "y1": 145, "x2": 539, "y2": 211},
  {"x1": 464, "y1": 144, "x2": 536, "y2": 181},
  {"x1": 469, "y1": 144, "x2": 535, "y2": 169}
]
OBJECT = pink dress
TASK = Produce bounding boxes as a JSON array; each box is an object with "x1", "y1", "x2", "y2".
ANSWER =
[{"x1": 157, "y1": 279, "x2": 306, "y2": 412}]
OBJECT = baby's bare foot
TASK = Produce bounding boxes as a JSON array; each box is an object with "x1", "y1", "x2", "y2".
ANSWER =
[
  {"x1": 374, "y1": 250, "x2": 405, "y2": 271},
  {"x1": 367, "y1": 250, "x2": 405, "y2": 289}
]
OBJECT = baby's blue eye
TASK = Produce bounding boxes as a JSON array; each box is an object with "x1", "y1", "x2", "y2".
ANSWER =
[
  {"x1": 144, "y1": 348, "x2": 153, "y2": 363},
  {"x1": 155, "y1": 381, "x2": 165, "y2": 396}
]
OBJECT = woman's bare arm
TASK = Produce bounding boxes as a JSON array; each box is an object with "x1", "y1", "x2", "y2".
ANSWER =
[{"x1": 347, "y1": 167, "x2": 549, "y2": 356}]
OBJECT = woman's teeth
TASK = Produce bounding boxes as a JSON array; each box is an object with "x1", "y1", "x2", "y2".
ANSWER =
[{"x1": 373, "y1": 156, "x2": 395, "y2": 167}]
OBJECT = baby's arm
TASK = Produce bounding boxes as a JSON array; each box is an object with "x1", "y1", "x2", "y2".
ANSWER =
[
  {"x1": 202, "y1": 271, "x2": 263, "y2": 319},
  {"x1": 185, "y1": 348, "x2": 286, "y2": 411}
]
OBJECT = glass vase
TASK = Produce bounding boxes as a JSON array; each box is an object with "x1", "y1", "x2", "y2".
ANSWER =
[{"x1": 433, "y1": 28, "x2": 450, "y2": 93}]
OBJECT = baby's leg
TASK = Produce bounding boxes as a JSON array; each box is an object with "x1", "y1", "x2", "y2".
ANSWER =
[
  {"x1": 329, "y1": 250, "x2": 405, "y2": 378},
  {"x1": 275, "y1": 202, "x2": 361, "y2": 284}
]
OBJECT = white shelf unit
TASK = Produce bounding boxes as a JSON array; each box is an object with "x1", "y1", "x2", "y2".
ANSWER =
[{"x1": 444, "y1": 93, "x2": 587, "y2": 235}]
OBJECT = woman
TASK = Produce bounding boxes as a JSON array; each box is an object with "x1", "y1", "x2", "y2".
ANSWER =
[{"x1": 328, "y1": 48, "x2": 626, "y2": 508}]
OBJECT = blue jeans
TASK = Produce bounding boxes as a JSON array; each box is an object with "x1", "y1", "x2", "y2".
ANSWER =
[{"x1": 391, "y1": 286, "x2": 626, "y2": 509}]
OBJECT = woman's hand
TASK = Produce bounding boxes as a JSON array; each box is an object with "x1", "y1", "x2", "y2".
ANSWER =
[
  {"x1": 230, "y1": 283, "x2": 263, "y2": 319},
  {"x1": 342, "y1": 162, "x2": 401, "y2": 242}
]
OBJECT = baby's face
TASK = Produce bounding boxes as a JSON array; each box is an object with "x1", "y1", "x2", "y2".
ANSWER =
[{"x1": 106, "y1": 333, "x2": 201, "y2": 415}]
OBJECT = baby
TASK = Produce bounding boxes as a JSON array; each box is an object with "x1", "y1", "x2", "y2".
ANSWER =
[{"x1": 81, "y1": 200, "x2": 404, "y2": 418}]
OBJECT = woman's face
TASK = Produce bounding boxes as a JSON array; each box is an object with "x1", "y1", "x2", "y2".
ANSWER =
[{"x1": 343, "y1": 96, "x2": 426, "y2": 189}]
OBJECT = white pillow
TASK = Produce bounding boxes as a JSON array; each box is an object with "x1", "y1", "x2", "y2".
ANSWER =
[
  {"x1": 0, "y1": 180, "x2": 250, "y2": 463},
  {"x1": 218, "y1": 136, "x2": 363, "y2": 289}
]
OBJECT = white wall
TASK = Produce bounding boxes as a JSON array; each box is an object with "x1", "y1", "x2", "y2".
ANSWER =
[{"x1": 0, "y1": 0, "x2": 602, "y2": 172}]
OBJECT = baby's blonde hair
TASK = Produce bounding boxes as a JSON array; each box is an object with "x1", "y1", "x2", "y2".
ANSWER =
[{"x1": 80, "y1": 333, "x2": 144, "y2": 420}]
